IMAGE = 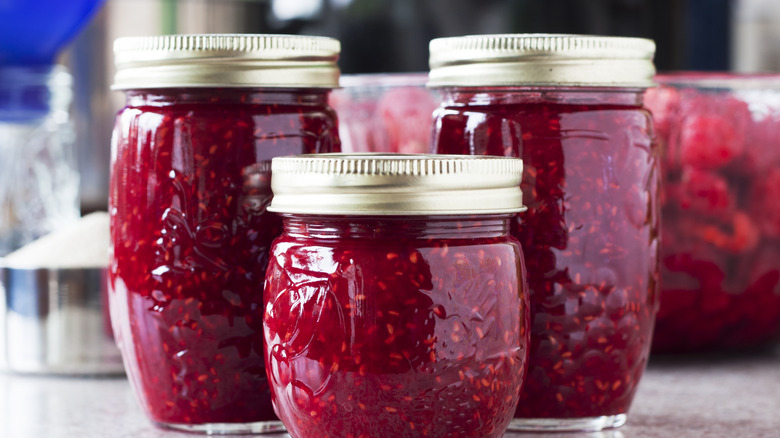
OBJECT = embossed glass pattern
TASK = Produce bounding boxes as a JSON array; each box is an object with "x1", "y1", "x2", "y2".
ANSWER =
[
  {"x1": 108, "y1": 88, "x2": 340, "y2": 433},
  {"x1": 264, "y1": 215, "x2": 528, "y2": 438}
]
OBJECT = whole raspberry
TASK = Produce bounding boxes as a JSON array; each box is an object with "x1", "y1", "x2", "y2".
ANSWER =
[
  {"x1": 679, "y1": 113, "x2": 746, "y2": 169},
  {"x1": 673, "y1": 168, "x2": 734, "y2": 215},
  {"x1": 674, "y1": 94, "x2": 751, "y2": 170}
]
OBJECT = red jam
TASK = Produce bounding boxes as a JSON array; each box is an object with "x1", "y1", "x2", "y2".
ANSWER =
[
  {"x1": 109, "y1": 89, "x2": 340, "y2": 427},
  {"x1": 645, "y1": 76, "x2": 780, "y2": 352},
  {"x1": 432, "y1": 89, "x2": 659, "y2": 419},
  {"x1": 264, "y1": 216, "x2": 529, "y2": 438}
]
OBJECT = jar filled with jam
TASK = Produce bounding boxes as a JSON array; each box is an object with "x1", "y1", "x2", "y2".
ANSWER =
[
  {"x1": 108, "y1": 34, "x2": 341, "y2": 434},
  {"x1": 263, "y1": 154, "x2": 530, "y2": 438},
  {"x1": 429, "y1": 34, "x2": 660, "y2": 432}
]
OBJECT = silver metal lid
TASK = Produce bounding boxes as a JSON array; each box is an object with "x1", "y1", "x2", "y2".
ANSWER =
[
  {"x1": 269, "y1": 153, "x2": 526, "y2": 215},
  {"x1": 428, "y1": 34, "x2": 656, "y2": 88},
  {"x1": 113, "y1": 34, "x2": 340, "y2": 90}
]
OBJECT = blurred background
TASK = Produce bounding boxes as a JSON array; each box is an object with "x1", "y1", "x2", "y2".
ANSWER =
[{"x1": 41, "y1": 0, "x2": 780, "y2": 212}]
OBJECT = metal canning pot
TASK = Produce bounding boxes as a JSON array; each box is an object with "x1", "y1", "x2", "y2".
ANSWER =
[{"x1": 0, "y1": 265, "x2": 124, "y2": 375}]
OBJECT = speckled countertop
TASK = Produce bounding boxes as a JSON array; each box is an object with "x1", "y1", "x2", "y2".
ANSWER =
[{"x1": 1, "y1": 347, "x2": 779, "y2": 438}]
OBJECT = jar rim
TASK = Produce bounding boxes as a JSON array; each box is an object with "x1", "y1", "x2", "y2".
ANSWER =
[
  {"x1": 655, "y1": 71, "x2": 780, "y2": 89},
  {"x1": 268, "y1": 153, "x2": 527, "y2": 216},
  {"x1": 112, "y1": 34, "x2": 340, "y2": 90}
]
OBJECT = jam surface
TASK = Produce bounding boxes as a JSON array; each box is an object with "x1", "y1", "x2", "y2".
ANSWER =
[
  {"x1": 432, "y1": 89, "x2": 659, "y2": 419},
  {"x1": 109, "y1": 89, "x2": 339, "y2": 425},
  {"x1": 646, "y1": 81, "x2": 780, "y2": 352},
  {"x1": 264, "y1": 217, "x2": 529, "y2": 438}
]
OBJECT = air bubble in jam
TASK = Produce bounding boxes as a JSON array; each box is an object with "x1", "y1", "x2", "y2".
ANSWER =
[
  {"x1": 263, "y1": 216, "x2": 529, "y2": 438},
  {"x1": 109, "y1": 88, "x2": 340, "y2": 427},
  {"x1": 432, "y1": 89, "x2": 659, "y2": 420}
]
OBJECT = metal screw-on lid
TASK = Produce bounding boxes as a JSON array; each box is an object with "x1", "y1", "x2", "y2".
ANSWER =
[
  {"x1": 428, "y1": 34, "x2": 656, "y2": 88},
  {"x1": 268, "y1": 154, "x2": 526, "y2": 215},
  {"x1": 113, "y1": 34, "x2": 340, "y2": 90}
]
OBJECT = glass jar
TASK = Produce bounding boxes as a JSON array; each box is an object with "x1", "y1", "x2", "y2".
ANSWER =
[
  {"x1": 645, "y1": 73, "x2": 780, "y2": 352},
  {"x1": 0, "y1": 65, "x2": 79, "y2": 256},
  {"x1": 108, "y1": 34, "x2": 341, "y2": 434},
  {"x1": 329, "y1": 73, "x2": 439, "y2": 153},
  {"x1": 263, "y1": 154, "x2": 530, "y2": 438},
  {"x1": 429, "y1": 34, "x2": 660, "y2": 432}
]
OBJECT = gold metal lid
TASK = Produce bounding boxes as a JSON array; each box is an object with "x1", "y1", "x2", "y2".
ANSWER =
[
  {"x1": 113, "y1": 34, "x2": 340, "y2": 90},
  {"x1": 268, "y1": 154, "x2": 526, "y2": 215},
  {"x1": 428, "y1": 34, "x2": 656, "y2": 88}
]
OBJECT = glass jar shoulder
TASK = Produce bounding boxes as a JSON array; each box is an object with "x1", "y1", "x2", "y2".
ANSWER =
[
  {"x1": 271, "y1": 232, "x2": 522, "y2": 260},
  {"x1": 112, "y1": 88, "x2": 341, "y2": 159},
  {"x1": 267, "y1": 228, "x2": 523, "y2": 302},
  {"x1": 118, "y1": 88, "x2": 339, "y2": 120},
  {"x1": 437, "y1": 87, "x2": 647, "y2": 108},
  {"x1": 432, "y1": 90, "x2": 654, "y2": 158},
  {"x1": 433, "y1": 91, "x2": 652, "y2": 131},
  {"x1": 268, "y1": 215, "x2": 520, "y2": 275}
]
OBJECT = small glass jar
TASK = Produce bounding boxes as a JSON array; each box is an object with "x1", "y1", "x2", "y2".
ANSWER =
[
  {"x1": 108, "y1": 34, "x2": 341, "y2": 434},
  {"x1": 429, "y1": 34, "x2": 660, "y2": 432},
  {"x1": 645, "y1": 73, "x2": 780, "y2": 352},
  {"x1": 263, "y1": 154, "x2": 530, "y2": 438}
]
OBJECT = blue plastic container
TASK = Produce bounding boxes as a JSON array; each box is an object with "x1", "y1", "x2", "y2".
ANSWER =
[{"x1": 0, "y1": 0, "x2": 106, "y2": 65}]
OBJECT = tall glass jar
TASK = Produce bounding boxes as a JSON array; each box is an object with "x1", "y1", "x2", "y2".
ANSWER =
[
  {"x1": 108, "y1": 34, "x2": 341, "y2": 434},
  {"x1": 263, "y1": 154, "x2": 530, "y2": 438},
  {"x1": 429, "y1": 34, "x2": 660, "y2": 432}
]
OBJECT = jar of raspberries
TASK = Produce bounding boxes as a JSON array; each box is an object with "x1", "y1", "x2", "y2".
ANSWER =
[{"x1": 645, "y1": 73, "x2": 780, "y2": 352}]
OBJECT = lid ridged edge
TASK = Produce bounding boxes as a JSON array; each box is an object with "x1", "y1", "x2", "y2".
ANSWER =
[
  {"x1": 114, "y1": 34, "x2": 341, "y2": 59},
  {"x1": 430, "y1": 34, "x2": 655, "y2": 61},
  {"x1": 269, "y1": 154, "x2": 526, "y2": 216},
  {"x1": 428, "y1": 34, "x2": 656, "y2": 88},
  {"x1": 113, "y1": 34, "x2": 341, "y2": 90},
  {"x1": 271, "y1": 154, "x2": 522, "y2": 178}
]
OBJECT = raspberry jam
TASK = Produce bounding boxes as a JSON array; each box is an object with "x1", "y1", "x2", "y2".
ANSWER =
[
  {"x1": 109, "y1": 34, "x2": 340, "y2": 433},
  {"x1": 432, "y1": 89, "x2": 659, "y2": 428},
  {"x1": 263, "y1": 154, "x2": 529, "y2": 438},
  {"x1": 645, "y1": 74, "x2": 780, "y2": 352},
  {"x1": 428, "y1": 35, "x2": 659, "y2": 431},
  {"x1": 109, "y1": 88, "x2": 339, "y2": 432}
]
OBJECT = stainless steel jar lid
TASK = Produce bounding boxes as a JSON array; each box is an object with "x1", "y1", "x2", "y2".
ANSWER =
[
  {"x1": 269, "y1": 154, "x2": 526, "y2": 215},
  {"x1": 428, "y1": 34, "x2": 655, "y2": 88},
  {"x1": 113, "y1": 34, "x2": 340, "y2": 90}
]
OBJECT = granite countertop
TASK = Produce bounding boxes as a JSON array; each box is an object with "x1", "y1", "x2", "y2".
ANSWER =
[{"x1": 1, "y1": 347, "x2": 779, "y2": 438}]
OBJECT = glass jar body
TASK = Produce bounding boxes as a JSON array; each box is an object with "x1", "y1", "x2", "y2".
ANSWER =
[
  {"x1": 264, "y1": 215, "x2": 529, "y2": 438},
  {"x1": 432, "y1": 88, "x2": 659, "y2": 431},
  {"x1": 108, "y1": 88, "x2": 340, "y2": 433}
]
